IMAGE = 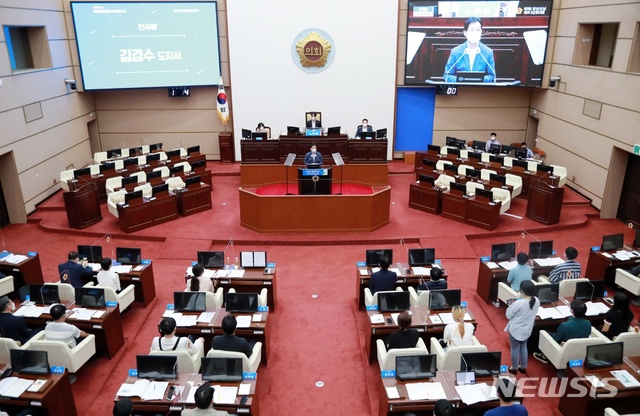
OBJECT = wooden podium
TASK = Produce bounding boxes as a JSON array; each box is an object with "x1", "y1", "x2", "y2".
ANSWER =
[
  {"x1": 526, "y1": 180, "x2": 564, "y2": 225},
  {"x1": 298, "y1": 167, "x2": 332, "y2": 195},
  {"x1": 219, "y1": 132, "x2": 234, "y2": 164},
  {"x1": 63, "y1": 183, "x2": 102, "y2": 229}
]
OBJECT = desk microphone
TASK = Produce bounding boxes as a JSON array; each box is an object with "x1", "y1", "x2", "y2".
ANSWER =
[
  {"x1": 443, "y1": 49, "x2": 468, "y2": 80},
  {"x1": 520, "y1": 229, "x2": 541, "y2": 259},
  {"x1": 478, "y1": 52, "x2": 497, "y2": 82}
]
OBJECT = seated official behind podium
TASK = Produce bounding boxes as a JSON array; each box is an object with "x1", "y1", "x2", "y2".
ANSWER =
[
  {"x1": 369, "y1": 255, "x2": 397, "y2": 295},
  {"x1": 306, "y1": 112, "x2": 321, "y2": 128},
  {"x1": 304, "y1": 145, "x2": 323, "y2": 168},
  {"x1": 355, "y1": 118, "x2": 373, "y2": 139},
  {"x1": 387, "y1": 310, "x2": 419, "y2": 349},
  {"x1": 418, "y1": 268, "x2": 447, "y2": 291},
  {"x1": 256, "y1": 122, "x2": 266, "y2": 131},
  {"x1": 211, "y1": 314, "x2": 253, "y2": 357}
]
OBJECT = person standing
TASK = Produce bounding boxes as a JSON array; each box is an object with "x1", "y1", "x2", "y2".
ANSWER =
[
  {"x1": 58, "y1": 251, "x2": 93, "y2": 288},
  {"x1": 303, "y1": 144, "x2": 323, "y2": 167},
  {"x1": 504, "y1": 280, "x2": 540, "y2": 374},
  {"x1": 369, "y1": 255, "x2": 397, "y2": 295}
]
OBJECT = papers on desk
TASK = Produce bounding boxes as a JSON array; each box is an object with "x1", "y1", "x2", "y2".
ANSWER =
[
  {"x1": 235, "y1": 315, "x2": 251, "y2": 328},
  {"x1": 390, "y1": 313, "x2": 400, "y2": 326},
  {"x1": 537, "y1": 307, "x2": 565, "y2": 320},
  {"x1": 133, "y1": 265, "x2": 145, "y2": 272},
  {"x1": 169, "y1": 312, "x2": 198, "y2": 327},
  {"x1": 485, "y1": 262, "x2": 499, "y2": 269},
  {"x1": 0, "y1": 253, "x2": 28, "y2": 264},
  {"x1": 439, "y1": 313, "x2": 455, "y2": 325},
  {"x1": 214, "y1": 270, "x2": 230, "y2": 278},
  {"x1": 555, "y1": 305, "x2": 572, "y2": 317},
  {"x1": 111, "y1": 265, "x2": 133, "y2": 274},
  {"x1": 371, "y1": 267, "x2": 381, "y2": 273},
  {"x1": 197, "y1": 312, "x2": 215, "y2": 323},
  {"x1": 88, "y1": 262, "x2": 101, "y2": 272},
  {"x1": 203, "y1": 269, "x2": 216, "y2": 278},
  {"x1": 405, "y1": 382, "x2": 447, "y2": 401},
  {"x1": 359, "y1": 269, "x2": 369, "y2": 276},
  {"x1": 411, "y1": 266, "x2": 431, "y2": 275},
  {"x1": 93, "y1": 310, "x2": 106, "y2": 319},
  {"x1": 585, "y1": 301, "x2": 610, "y2": 316},
  {"x1": 0, "y1": 377, "x2": 34, "y2": 398},
  {"x1": 385, "y1": 386, "x2": 400, "y2": 399},
  {"x1": 13, "y1": 305, "x2": 46, "y2": 318},
  {"x1": 238, "y1": 383, "x2": 251, "y2": 396},
  {"x1": 69, "y1": 308, "x2": 98, "y2": 320},
  {"x1": 212, "y1": 385, "x2": 238, "y2": 404},
  {"x1": 117, "y1": 379, "x2": 168, "y2": 401},
  {"x1": 614, "y1": 251, "x2": 631, "y2": 261},
  {"x1": 370, "y1": 314, "x2": 385, "y2": 324},
  {"x1": 430, "y1": 315, "x2": 443, "y2": 325},
  {"x1": 252, "y1": 313, "x2": 263, "y2": 322},
  {"x1": 584, "y1": 374, "x2": 604, "y2": 389},
  {"x1": 455, "y1": 382, "x2": 498, "y2": 405},
  {"x1": 611, "y1": 370, "x2": 640, "y2": 388},
  {"x1": 498, "y1": 260, "x2": 518, "y2": 270},
  {"x1": 533, "y1": 257, "x2": 565, "y2": 267},
  {"x1": 228, "y1": 269, "x2": 245, "y2": 278}
]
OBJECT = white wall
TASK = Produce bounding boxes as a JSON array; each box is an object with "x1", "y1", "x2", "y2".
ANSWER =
[{"x1": 227, "y1": 0, "x2": 399, "y2": 160}]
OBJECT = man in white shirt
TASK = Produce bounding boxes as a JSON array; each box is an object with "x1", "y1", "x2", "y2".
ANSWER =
[
  {"x1": 97, "y1": 257, "x2": 121, "y2": 292},
  {"x1": 151, "y1": 317, "x2": 204, "y2": 353},
  {"x1": 44, "y1": 304, "x2": 88, "y2": 347}
]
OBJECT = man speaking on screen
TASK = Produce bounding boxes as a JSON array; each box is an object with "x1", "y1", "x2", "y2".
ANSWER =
[{"x1": 443, "y1": 17, "x2": 496, "y2": 83}]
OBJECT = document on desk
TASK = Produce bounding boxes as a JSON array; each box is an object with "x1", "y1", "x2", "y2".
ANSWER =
[
  {"x1": 390, "y1": 313, "x2": 400, "y2": 326},
  {"x1": 614, "y1": 251, "x2": 631, "y2": 261},
  {"x1": 359, "y1": 269, "x2": 369, "y2": 276},
  {"x1": 71, "y1": 308, "x2": 97, "y2": 320},
  {"x1": 610, "y1": 370, "x2": 640, "y2": 387},
  {"x1": 176, "y1": 314, "x2": 198, "y2": 327},
  {"x1": 485, "y1": 262, "x2": 499, "y2": 269},
  {"x1": 455, "y1": 382, "x2": 497, "y2": 405},
  {"x1": 228, "y1": 269, "x2": 245, "y2": 278},
  {"x1": 439, "y1": 313, "x2": 455, "y2": 325},
  {"x1": 235, "y1": 315, "x2": 251, "y2": 328},
  {"x1": 3, "y1": 254, "x2": 27, "y2": 264},
  {"x1": 116, "y1": 379, "x2": 168, "y2": 400},
  {"x1": 537, "y1": 307, "x2": 564, "y2": 320},
  {"x1": 370, "y1": 314, "x2": 384, "y2": 324},
  {"x1": 238, "y1": 382, "x2": 251, "y2": 396},
  {"x1": 14, "y1": 305, "x2": 45, "y2": 318},
  {"x1": 385, "y1": 386, "x2": 399, "y2": 399},
  {"x1": 498, "y1": 260, "x2": 518, "y2": 270},
  {"x1": 411, "y1": 266, "x2": 431, "y2": 275},
  {"x1": 555, "y1": 305, "x2": 572, "y2": 318},
  {"x1": 112, "y1": 265, "x2": 133, "y2": 274},
  {"x1": 429, "y1": 315, "x2": 443, "y2": 325},
  {"x1": 214, "y1": 270, "x2": 230, "y2": 278},
  {"x1": 212, "y1": 385, "x2": 238, "y2": 404},
  {"x1": 197, "y1": 312, "x2": 215, "y2": 323},
  {"x1": 89, "y1": 263, "x2": 101, "y2": 272},
  {"x1": 533, "y1": 257, "x2": 565, "y2": 267},
  {"x1": 371, "y1": 267, "x2": 381, "y2": 273},
  {"x1": 0, "y1": 377, "x2": 34, "y2": 398},
  {"x1": 585, "y1": 301, "x2": 609, "y2": 316},
  {"x1": 389, "y1": 267, "x2": 402, "y2": 276},
  {"x1": 203, "y1": 269, "x2": 216, "y2": 278},
  {"x1": 93, "y1": 310, "x2": 106, "y2": 319},
  {"x1": 405, "y1": 382, "x2": 446, "y2": 401}
]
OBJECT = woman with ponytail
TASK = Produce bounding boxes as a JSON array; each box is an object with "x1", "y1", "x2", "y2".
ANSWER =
[
  {"x1": 442, "y1": 305, "x2": 475, "y2": 348},
  {"x1": 505, "y1": 279, "x2": 540, "y2": 374}
]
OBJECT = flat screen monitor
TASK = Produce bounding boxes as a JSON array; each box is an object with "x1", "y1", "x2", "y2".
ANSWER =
[
  {"x1": 427, "y1": 144, "x2": 440, "y2": 153},
  {"x1": 71, "y1": 2, "x2": 221, "y2": 91},
  {"x1": 361, "y1": 131, "x2": 376, "y2": 140},
  {"x1": 537, "y1": 164, "x2": 554, "y2": 174},
  {"x1": 396, "y1": 354, "x2": 437, "y2": 381},
  {"x1": 185, "y1": 176, "x2": 201, "y2": 187},
  {"x1": 124, "y1": 158, "x2": 138, "y2": 168},
  {"x1": 124, "y1": 190, "x2": 143, "y2": 204},
  {"x1": 602, "y1": 233, "x2": 624, "y2": 251},
  {"x1": 129, "y1": 146, "x2": 143, "y2": 156},
  {"x1": 122, "y1": 175, "x2": 138, "y2": 186},
  {"x1": 10, "y1": 350, "x2": 50, "y2": 375},
  {"x1": 197, "y1": 251, "x2": 224, "y2": 269},
  {"x1": 146, "y1": 170, "x2": 162, "y2": 180},
  {"x1": 225, "y1": 292, "x2": 259, "y2": 313},
  {"x1": 475, "y1": 188, "x2": 493, "y2": 200},
  {"x1": 585, "y1": 342, "x2": 624, "y2": 369},
  {"x1": 187, "y1": 145, "x2": 200, "y2": 155},
  {"x1": 169, "y1": 165, "x2": 183, "y2": 176},
  {"x1": 471, "y1": 140, "x2": 486, "y2": 150},
  {"x1": 376, "y1": 128, "x2": 387, "y2": 140},
  {"x1": 515, "y1": 148, "x2": 528, "y2": 159},
  {"x1": 533, "y1": 283, "x2": 559, "y2": 305},
  {"x1": 460, "y1": 352, "x2": 501, "y2": 376},
  {"x1": 447, "y1": 148, "x2": 460, "y2": 157},
  {"x1": 512, "y1": 159, "x2": 528, "y2": 169},
  {"x1": 489, "y1": 143, "x2": 501, "y2": 155},
  {"x1": 287, "y1": 126, "x2": 301, "y2": 135},
  {"x1": 136, "y1": 355, "x2": 177, "y2": 380},
  {"x1": 75, "y1": 287, "x2": 106, "y2": 308},
  {"x1": 490, "y1": 242, "x2": 516, "y2": 262},
  {"x1": 241, "y1": 128, "x2": 252, "y2": 139},
  {"x1": 174, "y1": 291, "x2": 206, "y2": 312},
  {"x1": 422, "y1": 159, "x2": 437, "y2": 169},
  {"x1": 419, "y1": 174, "x2": 435, "y2": 185},
  {"x1": 455, "y1": 139, "x2": 467, "y2": 149},
  {"x1": 100, "y1": 162, "x2": 116, "y2": 173},
  {"x1": 501, "y1": 145, "x2": 515, "y2": 155},
  {"x1": 152, "y1": 183, "x2": 169, "y2": 196},
  {"x1": 429, "y1": 289, "x2": 461, "y2": 310},
  {"x1": 449, "y1": 181, "x2": 466, "y2": 194},
  {"x1": 28, "y1": 284, "x2": 60, "y2": 305},
  {"x1": 74, "y1": 167, "x2": 91, "y2": 179},
  {"x1": 150, "y1": 143, "x2": 163, "y2": 151},
  {"x1": 251, "y1": 132, "x2": 267, "y2": 141},
  {"x1": 327, "y1": 126, "x2": 341, "y2": 135},
  {"x1": 408, "y1": 248, "x2": 435, "y2": 267},
  {"x1": 115, "y1": 247, "x2": 142, "y2": 264},
  {"x1": 365, "y1": 249, "x2": 393, "y2": 267},
  {"x1": 191, "y1": 160, "x2": 206, "y2": 171},
  {"x1": 201, "y1": 357, "x2": 243, "y2": 382},
  {"x1": 106, "y1": 149, "x2": 120, "y2": 159},
  {"x1": 443, "y1": 164, "x2": 457, "y2": 174},
  {"x1": 489, "y1": 155, "x2": 503, "y2": 164},
  {"x1": 489, "y1": 173, "x2": 506, "y2": 185},
  {"x1": 528, "y1": 240, "x2": 554, "y2": 259},
  {"x1": 467, "y1": 169, "x2": 480, "y2": 178},
  {"x1": 77, "y1": 244, "x2": 103, "y2": 263},
  {"x1": 165, "y1": 149, "x2": 181, "y2": 159},
  {"x1": 574, "y1": 280, "x2": 605, "y2": 301},
  {"x1": 146, "y1": 153, "x2": 161, "y2": 163},
  {"x1": 377, "y1": 291, "x2": 410, "y2": 312},
  {"x1": 445, "y1": 136, "x2": 457, "y2": 147}
]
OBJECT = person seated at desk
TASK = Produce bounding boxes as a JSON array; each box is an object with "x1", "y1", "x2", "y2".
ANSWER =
[
  {"x1": 58, "y1": 251, "x2": 94, "y2": 288},
  {"x1": 520, "y1": 142, "x2": 534, "y2": 159},
  {"x1": 369, "y1": 255, "x2": 397, "y2": 295},
  {"x1": 306, "y1": 112, "x2": 322, "y2": 128},
  {"x1": 355, "y1": 118, "x2": 373, "y2": 139},
  {"x1": 186, "y1": 263, "x2": 214, "y2": 293},
  {"x1": 303, "y1": 145, "x2": 323, "y2": 167},
  {"x1": 600, "y1": 293, "x2": 634, "y2": 340},
  {"x1": 434, "y1": 399, "x2": 456, "y2": 416},
  {"x1": 507, "y1": 252, "x2": 532, "y2": 292},
  {"x1": 182, "y1": 382, "x2": 229, "y2": 416},
  {"x1": 628, "y1": 263, "x2": 640, "y2": 277},
  {"x1": 547, "y1": 246, "x2": 581, "y2": 283},
  {"x1": 97, "y1": 257, "x2": 121, "y2": 293},
  {"x1": 211, "y1": 314, "x2": 253, "y2": 357},
  {"x1": 485, "y1": 132, "x2": 500, "y2": 152},
  {"x1": 443, "y1": 17, "x2": 496, "y2": 84},
  {"x1": 485, "y1": 378, "x2": 528, "y2": 416},
  {"x1": 387, "y1": 310, "x2": 419, "y2": 349},
  {"x1": 534, "y1": 299, "x2": 591, "y2": 364},
  {"x1": 44, "y1": 304, "x2": 89, "y2": 347},
  {"x1": 151, "y1": 317, "x2": 204, "y2": 353},
  {"x1": 256, "y1": 122, "x2": 266, "y2": 131},
  {"x1": 441, "y1": 305, "x2": 475, "y2": 348},
  {"x1": 418, "y1": 267, "x2": 447, "y2": 291},
  {"x1": 0, "y1": 296, "x2": 41, "y2": 344}
]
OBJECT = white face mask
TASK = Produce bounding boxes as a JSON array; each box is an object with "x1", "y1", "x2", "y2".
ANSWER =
[
  {"x1": 311, "y1": 149, "x2": 316, "y2": 154},
  {"x1": 362, "y1": 123, "x2": 367, "y2": 128},
  {"x1": 466, "y1": 32, "x2": 481, "y2": 45}
]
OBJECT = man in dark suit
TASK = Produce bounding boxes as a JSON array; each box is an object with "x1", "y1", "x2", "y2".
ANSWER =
[
  {"x1": 305, "y1": 112, "x2": 322, "y2": 128},
  {"x1": 0, "y1": 296, "x2": 39, "y2": 344},
  {"x1": 58, "y1": 251, "x2": 93, "y2": 288},
  {"x1": 355, "y1": 118, "x2": 373, "y2": 138},
  {"x1": 418, "y1": 267, "x2": 447, "y2": 291},
  {"x1": 211, "y1": 314, "x2": 253, "y2": 357},
  {"x1": 303, "y1": 144, "x2": 323, "y2": 167},
  {"x1": 369, "y1": 255, "x2": 397, "y2": 295}
]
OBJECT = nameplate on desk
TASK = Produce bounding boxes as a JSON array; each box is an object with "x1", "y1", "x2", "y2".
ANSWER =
[
  {"x1": 461, "y1": 301, "x2": 467, "y2": 308},
  {"x1": 569, "y1": 359, "x2": 583, "y2": 367},
  {"x1": 28, "y1": 251, "x2": 37, "y2": 257},
  {"x1": 25, "y1": 295, "x2": 30, "y2": 301},
  {"x1": 142, "y1": 259, "x2": 151, "y2": 264},
  {"x1": 128, "y1": 369, "x2": 138, "y2": 377},
  {"x1": 167, "y1": 304, "x2": 175, "y2": 310},
  {"x1": 435, "y1": 259, "x2": 441, "y2": 265},
  {"x1": 237, "y1": 408, "x2": 250, "y2": 414},
  {"x1": 169, "y1": 406, "x2": 183, "y2": 411},
  {"x1": 266, "y1": 262, "x2": 276, "y2": 268},
  {"x1": 191, "y1": 261, "x2": 198, "y2": 266},
  {"x1": 262, "y1": 281, "x2": 272, "y2": 285},
  {"x1": 51, "y1": 366, "x2": 65, "y2": 374},
  {"x1": 416, "y1": 328, "x2": 425, "y2": 332},
  {"x1": 253, "y1": 330, "x2": 264, "y2": 335},
  {"x1": 591, "y1": 246, "x2": 601, "y2": 252},
  {"x1": 366, "y1": 305, "x2": 378, "y2": 311},
  {"x1": 201, "y1": 329, "x2": 212, "y2": 333},
  {"x1": 12, "y1": 268, "x2": 18, "y2": 272},
  {"x1": 356, "y1": 261, "x2": 366, "y2": 267},
  {"x1": 500, "y1": 365, "x2": 508, "y2": 374},
  {"x1": 132, "y1": 277, "x2": 140, "y2": 281},
  {"x1": 480, "y1": 256, "x2": 490, "y2": 262},
  {"x1": 106, "y1": 301, "x2": 117, "y2": 307},
  {"x1": 552, "y1": 250, "x2": 556, "y2": 255},
  {"x1": 29, "y1": 401, "x2": 43, "y2": 407},
  {"x1": 243, "y1": 372, "x2": 257, "y2": 380},
  {"x1": 220, "y1": 280, "x2": 229, "y2": 284},
  {"x1": 381, "y1": 370, "x2": 396, "y2": 378},
  {"x1": 258, "y1": 306, "x2": 269, "y2": 312},
  {"x1": 92, "y1": 324, "x2": 102, "y2": 329}
]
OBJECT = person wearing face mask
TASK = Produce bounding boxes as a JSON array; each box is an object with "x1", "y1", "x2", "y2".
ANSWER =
[
  {"x1": 485, "y1": 132, "x2": 500, "y2": 152},
  {"x1": 304, "y1": 144, "x2": 323, "y2": 167},
  {"x1": 355, "y1": 118, "x2": 373, "y2": 139},
  {"x1": 443, "y1": 17, "x2": 496, "y2": 83},
  {"x1": 0, "y1": 296, "x2": 41, "y2": 344}
]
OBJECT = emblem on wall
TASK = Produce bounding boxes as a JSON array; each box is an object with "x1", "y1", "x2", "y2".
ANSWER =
[{"x1": 291, "y1": 29, "x2": 335, "y2": 74}]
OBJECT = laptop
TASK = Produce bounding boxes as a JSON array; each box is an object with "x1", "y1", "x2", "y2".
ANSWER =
[{"x1": 456, "y1": 71, "x2": 486, "y2": 82}]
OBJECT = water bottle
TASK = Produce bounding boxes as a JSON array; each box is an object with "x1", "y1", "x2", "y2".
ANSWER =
[{"x1": 225, "y1": 256, "x2": 230, "y2": 270}]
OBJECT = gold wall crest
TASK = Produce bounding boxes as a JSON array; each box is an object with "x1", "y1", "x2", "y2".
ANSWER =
[{"x1": 296, "y1": 32, "x2": 331, "y2": 68}]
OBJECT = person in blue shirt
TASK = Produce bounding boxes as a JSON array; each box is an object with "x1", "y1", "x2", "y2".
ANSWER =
[
  {"x1": 507, "y1": 252, "x2": 532, "y2": 292},
  {"x1": 505, "y1": 280, "x2": 539, "y2": 374},
  {"x1": 485, "y1": 378, "x2": 527, "y2": 415},
  {"x1": 369, "y1": 255, "x2": 397, "y2": 295},
  {"x1": 443, "y1": 17, "x2": 496, "y2": 83}
]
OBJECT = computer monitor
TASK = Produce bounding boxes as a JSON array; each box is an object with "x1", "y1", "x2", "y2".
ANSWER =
[
  {"x1": 515, "y1": 148, "x2": 528, "y2": 159},
  {"x1": 429, "y1": 289, "x2": 461, "y2": 310},
  {"x1": 77, "y1": 245, "x2": 102, "y2": 263},
  {"x1": 150, "y1": 142, "x2": 163, "y2": 151},
  {"x1": 468, "y1": 152, "x2": 481, "y2": 161},
  {"x1": 146, "y1": 170, "x2": 162, "y2": 180},
  {"x1": 460, "y1": 352, "x2": 501, "y2": 376},
  {"x1": 225, "y1": 292, "x2": 259, "y2": 313},
  {"x1": 489, "y1": 155, "x2": 503, "y2": 164},
  {"x1": 533, "y1": 283, "x2": 559, "y2": 305},
  {"x1": 115, "y1": 247, "x2": 142, "y2": 264},
  {"x1": 471, "y1": 140, "x2": 486, "y2": 150},
  {"x1": 187, "y1": 145, "x2": 200, "y2": 155},
  {"x1": 74, "y1": 167, "x2": 91, "y2": 179},
  {"x1": 129, "y1": 146, "x2": 143, "y2": 156},
  {"x1": 528, "y1": 240, "x2": 554, "y2": 259},
  {"x1": 422, "y1": 159, "x2": 437, "y2": 169},
  {"x1": 449, "y1": 182, "x2": 466, "y2": 194},
  {"x1": 152, "y1": 183, "x2": 169, "y2": 197},
  {"x1": 445, "y1": 136, "x2": 457, "y2": 147},
  {"x1": 185, "y1": 176, "x2": 201, "y2": 187},
  {"x1": 197, "y1": 251, "x2": 224, "y2": 269},
  {"x1": 455, "y1": 139, "x2": 467, "y2": 149},
  {"x1": 191, "y1": 160, "x2": 206, "y2": 171},
  {"x1": 377, "y1": 291, "x2": 410, "y2": 312},
  {"x1": 100, "y1": 162, "x2": 116, "y2": 173},
  {"x1": 501, "y1": 145, "x2": 515, "y2": 155},
  {"x1": 75, "y1": 287, "x2": 106, "y2": 308},
  {"x1": 467, "y1": 169, "x2": 481, "y2": 178},
  {"x1": 365, "y1": 249, "x2": 393, "y2": 267},
  {"x1": 201, "y1": 357, "x2": 243, "y2": 382},
  {"x1": 136, "y1": 355, "x2": 177, "y2": 380},
  {"x1": 537, "y1": 164, "x2": 554, "y2": 174},
  {"x1": 475, "y1": 188, "x2": 493, "y2": 200},
  {"x1": 419, "y1": 174, "x2": 435, "y2": 185},
  {"x1": 124, "y1": 158, "x2": 138, "y2": 168},
  {"x1": 169, "y1": 165, "x2": 183, "y2": 176},
  {"x1": 29, "y1": 284, "x2": 60, "y2": 305},
  {"x1": 106, "y1": 149, "x2": 120, "y2": 159},
  {"x1": 361, "y1": 131, "x2": 376, "y2": 140},
  {"x1": 512, "y1": 159, "x2": 528, "y2": 169},
  {"x1": 241, "y1": 128, "x2": 252, "y2": 139},
  {"x1": 376, "y1": 128, "x2": 387, "y2": 140},
  {"x1": 602, "y1": 233, "x2": 624, "y2": 251},
  {"x1": 443, "y1": 164, "x2": 457, "y2": 174},
  {"x1": 489, "y1": 143, "x2": 501, "y2": 155},
  {"x1": 408, "y1": 248, "x2": 435, "y2": 267},
  {"x1": 287, "y1": 126, "x2": 301, "y2": 135},
  {"x1": 122, "y1": 175, "x2": 138, "y2": 186},
  {"x1": 490, "y1": 243, "x2": 516, "y2": 262},
  {"x1": 327, "y1": 126, "x2": 341, "y2": 135},
  {"x1": 165, "y1": 149, "x2": 181, "y2": 159},
  {"x1": 396, "y1": 354, "x2": 437, "y2": 381},
  {"x1": 585, "y1": 342, "x2": 624, "y2": 369},
  {"x1": 251, "y1": 132, "x2": 267, "y2": 141},
  {"x1": 574, "y1": 280, "x2": 605, "y2": 301},
  {"x1": 174, "y1": 291, "x2": 207, "y2": 312},
  {"x1": 10, "y1": 350, "x2": 50, "y2": 375},
  {"x1": 447, "y1": 148, "x2": 460, "y2": 157},
  {"x1": 124, "y1": 190, "x2": 143, "y2": 204},
  {"x1": 146, "y1": 152, "x2": 160, "y2": 163},
  {"x1": 427, "y1": 144, "x2": 440, "y2": 153},
  {"x1": 489, "y1": 173, "x2": 506, "y2": 185}
]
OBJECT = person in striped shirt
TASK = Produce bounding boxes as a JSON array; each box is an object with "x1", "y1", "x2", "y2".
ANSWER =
[{"x1": 548, "y1": 246, "x2": 581, "y2": 283}]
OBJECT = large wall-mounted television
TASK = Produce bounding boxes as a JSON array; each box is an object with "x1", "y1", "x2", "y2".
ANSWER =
[
  {"x1": 405, "y1": 1, "x2": 553, "y2": 87},
  {"x1": 71, "y1": 2, "x2": 221, "y2": 90}
]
